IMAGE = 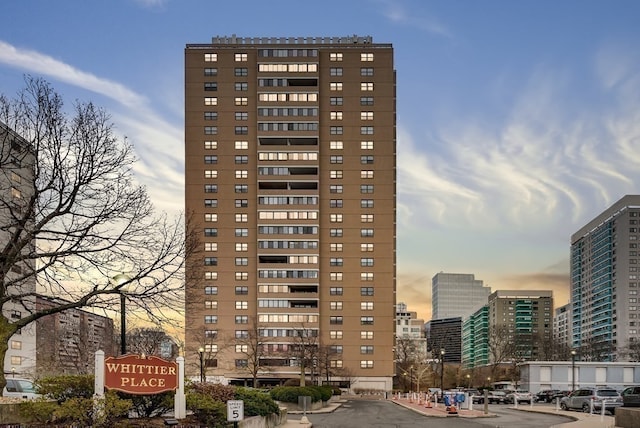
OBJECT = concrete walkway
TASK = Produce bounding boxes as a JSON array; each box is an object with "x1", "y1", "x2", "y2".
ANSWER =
[{"x1": 515, "y1": 404, "x2": 615, "y2": 428}]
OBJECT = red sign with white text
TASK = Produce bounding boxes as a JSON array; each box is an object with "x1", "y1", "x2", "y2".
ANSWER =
[{"x1": 104, "y1": 354, "x2": 177, "y2": 395}]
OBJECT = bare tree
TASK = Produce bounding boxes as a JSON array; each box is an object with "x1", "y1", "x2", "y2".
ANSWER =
[
  {"x1": 488, "y1": 325, "x2": 517, "y2": 381},
  {"x1": 235, "y1": 317, "x2": 271, "y2": 388},
  {"x1": 622, "y1": 339, "x2": 640, "y2": 362},
  {"x1": 125, "y1": 326, "x2": 178, "y2": 359},
  {"x1": 0, "y1": 77, "x2": 188, "y2": 392},
  {"x1": 288, "y1": 325, "x2": 319, "y2": 387}
]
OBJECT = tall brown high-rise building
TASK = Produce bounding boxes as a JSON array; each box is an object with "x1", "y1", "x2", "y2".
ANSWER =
[{"x1": 184, "y1": 35, "x2": 396, "y2": 390}]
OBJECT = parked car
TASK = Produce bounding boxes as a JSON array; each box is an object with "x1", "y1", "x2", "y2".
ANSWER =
[
  {"x1": 536, "y1": 389, "x2": 560, "y2": 403},
  {"x1": 552, "y1": 390, "x2": 572, "y2": 402},
  {"x1": 560, "y1": 387, "x2": 622, "y2": 414},
  {"x1": 472, "y1": 389, "x2": 492, "y2": 404},
  {"x1": 2, "y1": 378, "x2": 40, "y2": 399},
  {"x1": 505, "y1": 390, "x2": 533, "y2": 404},
  {"x1": 488, "y1": 390, "x2": 507, "y2": 404},
  {"x1": 621, "y1": 386, "x2": 640, "y2": 407}
]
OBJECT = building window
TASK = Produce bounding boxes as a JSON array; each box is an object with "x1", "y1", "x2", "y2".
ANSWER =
[
  {"x1": 235, "y1": 199, "x2": 249, "y2": 208},
  {"x1": 10, "y1": 340, "x2": 21, "y2": 350},
  {"x1": 330, "y1": 52, "x2": 343, "y2": 61},
  {"x1": 235, "y1": 155, "x2": 249, "y2": 164},
  {"x1": 235, "y1": 185, "x2": 249, "y2": 193},
  {"x1": 204, "y1": 155, "x2": 218, "y2": 164},
  {"x1": 235, "y1": 214, "x2": 248, "y2": 223},
  {"x1": 235, "y1": 82, "x2": 248, "y2": 91},
  {"x1": 361, "y1": 331, "x2": 374, "y2": 340},
  {"x1": 235, "y1": 286, "x2": 249, "y2": 295},
  {"x1": 361, "y1": 243, "x2": 374, "y2": 252},
  {"x1": 360, "y1": 345, "x2": 374, "y2": 354},
  {"x1": 205, "y1": 315, "x2": 218, "y2": 324},
  {"x1": 204, "y1": 214, "x2": 218, "y2": 222},
  {"x1": 330, "y1": 170, "x2": 343, "y2": 179},
  {"x1": 360, "y1": 360, "x2": 374, "y2": 369},
  {"x1": 204, "y1": 53, "x2": 217, "y2": 62},
  {"x1": 330, "y1": 82, "x2": 343, "y2": 91},
  {"x1": 204, "y1": 112, "x2": 218, "y2": 121},
  {"x1": 235, "y1": 53, "x2": 248, "y2": 62},
  {"x1": 330, "y1": 272, "x2": 343, "y2": 281},
  {"x1": 361, "y1": 258, "x2": 374, "y2": 267},
  {"x1": 204, "y1": 82, "x2": 218, "y2": 91},
  {"x1": 330, "y1": 316, "x2": 343, "y2": 325},
  {"x1": 236, "y1": 330, "x2": 249, "y2": 339},
  {"x1": 330, "y1": 155, "x2": 343, "y2": 164},
  {"x1": 204, "y1": 300, "x2": 217, "y2": 310},
  {"x1": 204, "y1": 286, "x2": 218, "y2": 295},
  {"x1": 361, "y1": 199, "x2": 374, "y2": 208},
  {"x1": 330, "y1": 228, "x2": 343, "y2": 237},
  {"x1": 361, "y1": 53, "x2": 374, "y2": 62},
  {"x1": 330, "y1": 331, "x2": 343, "y2": 339},
  {"x1": 330, "y1": 199, "x2": 343, "y2": 208},
  {"x1": 330, "y1": 287, "x2": 343, "y2": 295},
  {"x1": 361, "y1": 316, "x2": 374, "y2": 325},
  {"x1": 235, "y1": 141, "x2": 249, "y2": 149},
  {"x1": 330, "y1": 257, "x2": 343, "y2": 266},
  {"x1": 330, "y1": 214, "x2": 343, "y2": 223},
  {"x1": 204, "y1": 184, "x2": 218, "y2": 193},
  {"x1": 235, "y1": 315, "x2": 249, "y2": 324},
  {"x1": 330, "y1": 67, "x2": 343, "y2": 76},
  {"x1": 235, "y1": 170, "x2": 249, "y2": 179},
  {"x1": 235, "y1": 243, "x2": 248, "y2": 252},
  {"x1": 361, "y1": 272, "x2": 374, "y2": 281},
  {"x1": 235, "y1": 257, "x2": 249, "y2": 266},
  {"x1": 204, "y1": 228, "x2": 217, "y2": 237},
  {"x1": 330, "y1": 126, "x2": 343, "y2": 135},
  {"x1": 330, "y1": 141, "x2": 343, "y2": 150},
  {"x1": 361, "y1": 141, "x2": 374, "y2": 150},
  {"x1": 204, "y1": 97, "x2": 217, "y2": 106},
  {"x1": 235, "y1": 67, "x2": 248, "y2": 76},
  {"x1": 360, "y1": 185, "x2": 374, "y2": 194},
  {"x1": 235, "y1": 228, "x2": 249, "y2": 237},
  {"x1": 235, "y1": 301, "x2": 248, "y2": 310},
  {"x1": 235, "y1": 97, "x2": 249, "y2": 106},
  {"x1": 361, "y1": 67, "x2": 374, "y2": 76},
  {"x1": 330, "y1": 97, "x2": 343, "y2": 106},
  {"x1": 330, "y1": 111, "x2": 343, "y2": 120},
  {"x1": 361, "y1": 112, "x2": 374, "y2": 120},
  {"x1": 235, "y1": 344, "x2": 249, "y2": 353},
  {"x1": 204, "y1": 67, "x2": 217, "y2": 76},
  {"x1": 361, "y1": 287, "x2": 374, "y2": 296},
  {"x1": 361, "y1": 82, "x2": 374, "y2": 91},
  {"x1": 204, "y1": 126, "x2": 217, "y2": 135},
  {"x1": 360, "y1": 96, "x2": 374, "y2": 106},
  {"x1": 330, "y1": 243, "x2": 343, "y2": 252},
  {"x1": 10, "y1": 356, "x2": 21, "y2": 366},
  {"x1": 204, "y1": 257, "x2": 217, "y2": 266},
  {"x1": 204, "y1": 170, "x2": 218, "y2": 179},
  {"x1": 361, "y1": 170, "x2": 374, "y2": 179},
  {"x1": 361, "y1": 301, "x2": 374, "y2": 310},
  {"x1": 235, "y1": 359, "x2": 248, "y2": 368},
  {"x1": 360, "y1": 126, "x2": 374, "y2": 135},
  {"x1": 361, "y1": 214, "x2": 374, "y2": 223},
  {"x1": 235, "y1": 126, "x2": 248, "y2": 135},
  {"x1": 330, "y1": 302, "x2": 343, "y2": 310},
  {"x1": 329, "y1": 185, "x2": 343, "y2": 194}
]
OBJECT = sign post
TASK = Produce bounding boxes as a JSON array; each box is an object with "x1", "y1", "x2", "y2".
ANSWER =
[{"x1": 227, "y1": 400, "x2": 244, "y2": 427}]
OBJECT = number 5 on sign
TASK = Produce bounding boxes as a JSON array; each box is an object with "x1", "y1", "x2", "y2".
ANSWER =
[{"x1": 227, "y1": 400, "x2": 244, "y2": 422}]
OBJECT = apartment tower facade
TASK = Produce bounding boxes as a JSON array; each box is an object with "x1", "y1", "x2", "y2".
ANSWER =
[
  {"x1": 571, "y1": 195, "x2": 640, "y2": 361},
  {"x1": 184, "y1": 35, "x2": 396, "y2": 390}
]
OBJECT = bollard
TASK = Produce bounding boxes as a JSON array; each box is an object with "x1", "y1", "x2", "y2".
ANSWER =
[
  {"x1": 590, "y1": 398, "x2": 594, "y2": 415},
  {"x1": 555, "y1": 397, "x2": 560, "y2": 411},
  {"x1": 530, "y1": 396, "x2": 533, "y2": 408},
  {"x1": 600, "y1": 399, "x2": 605, "y2": 422}
]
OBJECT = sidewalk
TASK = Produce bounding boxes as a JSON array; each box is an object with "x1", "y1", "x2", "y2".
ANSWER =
[
  {"x1": 514, "y1": 403, "x2": 615, "y2": 428},
  {"x1": 279, "y1": 399, "x2": 344, "y2": 428},
  {"x1": 391, "y1": 395, "x2": 495, "y2": 418}
]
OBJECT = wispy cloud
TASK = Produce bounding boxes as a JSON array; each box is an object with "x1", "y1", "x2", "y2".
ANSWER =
[
  {"x1": 132, "y1": 0, "x2": 169, "y2": 9},
  {"x1": 375, "y1": 0, "x2": 453, "y2": 39},
  {"x1": 0, "y1": 40, "x2": 184, "y2": 214}
]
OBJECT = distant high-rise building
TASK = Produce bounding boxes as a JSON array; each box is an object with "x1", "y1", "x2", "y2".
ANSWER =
[
  {"x1": 554, "y1": 303, "x2": 571, "y2": 349},
  {"x1": 571, "y1": 195, "x2": 640, "y2": 361},
  {"x1": 0, "y1": 122, "x2": 36, "y2": 378},
  {"x1": 488, "y1": 290, "x2": 553, "y2": 361},
  {"x1": 395, "y1": 303, "x2": 425, "y2": 339},
  {"x1": 184, "y1": 35, "x2": 396, "y2": 390},
  {"x1": 432, "y1": 273, "x2": 490, "y2": 319},
  {"x1": 461, "y1": 306, "x2": 489, "y2": 369},
  {"x1": 426, "y1": 317, "x2": 462, "y2": 363}
]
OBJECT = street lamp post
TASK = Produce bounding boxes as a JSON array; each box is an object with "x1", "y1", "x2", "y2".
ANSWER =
[
  {"x1": 570, "y1": 349, "x2": 577, "y2": 391},
  {"x1": 198, "y1": 347, "x2": 205, "y2": 383},
  {"x1": 466, "y1": 373, "x2": 471, "y2": 389},
  {"x1": 409, "y1": 366, "x2": 414, "y2": 393},
  {"x1": 112, "y1": 273, "x2": 131, "y2": 355},
  {"x1": 440, "y1": 349, "x2": 446, "y2": 392}
]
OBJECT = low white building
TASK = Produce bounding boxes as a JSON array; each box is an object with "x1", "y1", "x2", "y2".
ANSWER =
[{"x1": 520, "y1": 361, "x2": 640, "y2": 394}]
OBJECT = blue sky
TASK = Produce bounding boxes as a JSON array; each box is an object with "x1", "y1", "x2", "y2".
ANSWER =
[{"x1": 2, "y1": 0, "x2": 640, "y2": 320}]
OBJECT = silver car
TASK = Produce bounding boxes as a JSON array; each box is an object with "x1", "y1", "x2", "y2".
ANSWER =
[{"x1": 560, "y1": 388, "x2": 622, "y2": 414}]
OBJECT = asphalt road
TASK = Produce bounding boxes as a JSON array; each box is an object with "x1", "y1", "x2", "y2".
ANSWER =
[{"x1": 291, "y1": 400, "x2": 574, "y2": 428}]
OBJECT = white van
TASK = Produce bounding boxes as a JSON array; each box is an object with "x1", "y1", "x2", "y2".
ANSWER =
[{"x1": 3, "y1": 378, "x2": 40, "y2": 399}]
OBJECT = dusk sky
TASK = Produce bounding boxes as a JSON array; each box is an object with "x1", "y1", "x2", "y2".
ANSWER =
[{"x1": 1, "y1": 0, "x2": 640, "y2": 321}]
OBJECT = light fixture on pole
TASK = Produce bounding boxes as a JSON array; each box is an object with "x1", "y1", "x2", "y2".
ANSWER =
[
  {"x1": 466, "y1": 373, "x2": 471, "y2": 389},
  {"x1": 409, "y1": 365, "x2": 414, "y2": 393},
  {"x1": 11, "y1": 367, "x2": 15, "y2": 378},
  {"x1": 198, "y1": 347, "x2": 205, "y2": 383},
  {"x1": 440, "y1": 349, "x2": 446, "y2": 392},
  {"x1": 112, "y1": 273, "x2": 131, "y2": 356},
  {"x1": 570, "y1": 349, "x2": 577, "y2": 391}
]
